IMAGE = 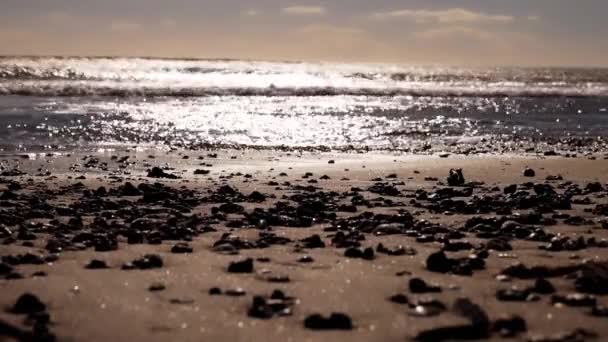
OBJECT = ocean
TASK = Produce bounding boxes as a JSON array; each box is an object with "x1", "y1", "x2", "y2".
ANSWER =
[{"x1": 0, "y1": 56, "x2": 607, "y2": 152}]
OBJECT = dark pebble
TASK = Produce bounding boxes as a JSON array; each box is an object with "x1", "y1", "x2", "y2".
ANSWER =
[
  {"x1": 227, "y1": 258, "x2": 254, "y2": 273},
  {"x1": 551, "y1": 293, "x2": 596, "y2": 307},
  {"x1": 523, "y1": 168, "x2": 536, "y2": 177},
  {"x1": 304, "y1": 313, "x2": 353, "y2": 330},
  {"x1": 122, "y1": 254, "x2": 163, "y2": 270},
  {"x1": 426, "y1": 251, "x2": 452, "y2": 273},
  {"x1": 447, "y1": 169, "x2": 465, "y2": 186},
  {"x1": 148, "y1": 283, "x2": 166, "y2": 292},
  {"x1": 389, "y1": 294, "x2": 409, "y2": 304},
  {"x1": 532, "y1": 278, "x2": 556, "y2": 294},
  {"x1": 171, "y1": 242, "x2": 193, "y2": 254},
  {"x1": 492, "y1": 315, "x2": 527, "y2": 337},
  {"x1": 225, "y1": 288, "x2": 247, "y2": 297},
  {"x1": 208, "y1": 287, "x2": 222, "y2": 295},
  {"x1": 409, "y1": 278, "x2": 442, "y2": 293},
  {"x1": 85, "y1": 259, "x2": 109, "y2": 269},
  {"x1": 297, "y1": 256, "x2": 314, "y2": 263},
  {"x1": 11, "y1": 293, "x2": 46, "y2": 314}
]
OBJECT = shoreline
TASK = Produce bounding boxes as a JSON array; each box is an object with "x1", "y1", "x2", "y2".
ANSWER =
[{"x1": 2, "y1": 134, "x2": 608, "y2": 156}]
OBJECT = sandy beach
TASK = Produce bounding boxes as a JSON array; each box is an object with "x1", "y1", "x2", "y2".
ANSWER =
[
  {"x1": 0, "y1": 149, "x2": 607, "y2": 341},
  {"x1": 2, "y1": 1, "x2": 608, "y2": 341}
]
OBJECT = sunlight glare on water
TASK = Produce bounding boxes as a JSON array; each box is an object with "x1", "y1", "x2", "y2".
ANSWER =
[{"x1": 0, "y1": 57, "x2": 607, "y2": 150}]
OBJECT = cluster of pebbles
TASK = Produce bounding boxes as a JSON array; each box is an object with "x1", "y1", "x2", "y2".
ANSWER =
[{"x1": 0, "y1": 152, "x2": 607, "y2": 341}]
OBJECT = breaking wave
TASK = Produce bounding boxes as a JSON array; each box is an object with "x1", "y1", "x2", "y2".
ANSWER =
[
  {"x1": 1, "y1": 56, "x2": 607, "y2": 98},
  {"x1": 1, "y1": 84, "x2": 607, "y2": 98}
]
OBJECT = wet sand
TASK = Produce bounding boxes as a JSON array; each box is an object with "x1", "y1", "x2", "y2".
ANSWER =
[{"x1": 0, "y1": 149, "x2": 607, "y2": 341}]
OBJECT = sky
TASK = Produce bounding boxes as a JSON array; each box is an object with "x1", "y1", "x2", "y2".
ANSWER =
[{"x1": 1, "y1": 0, "x2": 607, "y2": 66}]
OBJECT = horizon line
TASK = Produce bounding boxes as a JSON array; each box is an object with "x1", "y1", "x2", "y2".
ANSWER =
[{"x1": 0, "y1": 54, "x2": 607, "y2": 69}]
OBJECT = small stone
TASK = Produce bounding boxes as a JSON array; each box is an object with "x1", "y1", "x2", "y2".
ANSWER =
[
  {"x1": 362, "y1": 247, "x2": 375, "y2": 260},
  {"x1": 493, "y1": 315, "x2": 527, "y2": 337},
  {"x1": 532, "y1": 278, "x2": 556, "y2": 294},
  {"x1": 123, "y1": 254, "x2": 163, "y2": 270},
  {"x1": 408, "y1": 298, "x2": 447, "y2": 317},
  {"x1": 169, "y1": 298, "x2": 194, "y2": 305},
  {"x1": 496, "y1": 274, "x2": 511, "y2": 282},
  {"x1": 171, "y1": 242, "x2": 193, "y2": 254},
  {"x1": 447, "y1": 169, "x2": 465, "y2": 186},
  {"x1": 574, "y1": 262, "x2": 608, "y2": 295},
  {"x1": 11, "y1": 293, "x2": 46, "y2": 314},
  {"x1": 389, "y1": 294, "x2": 409, "y2": 304},
  {"x1": 228, "y1": 258, "x2": 254, "y2": 273},
  {"x1": 0, "y1": 224, "x2": 12, "y2": 237},
  {"x1": 551, "y1": 293, "x2": 596, "y2": 307},
  {"x1": 208, "y1": 287, "x2": 222, "y2": 295},
  {"x1": 344, "y1": 247, "x2": 363, "y2": 258},
  {"x1": 225, "y1": 288, "x2": 247, "y2": 297},
  {"x1": 147, "y1": 167, "x2": 179, "y2": 179},
  {"x1": 248, "y1": 291, "x2": 295, "y2": 319},
  {"x1": 523, "y1": 168, "x2": 536, "y2": 177},
  {"x1": 85, "y1": 259, "x2": 109, "y2": 269},
  {"x1": 409, "y1": 278, "x2": 442, "y2": 293},
  {"x1": 148, "y1": 283, "x2": 166, "y2": 292},
  {"x1": 248, "y1": 191, "x2": 266, "y2": 202},
  {"x1": 496, "y1": 287, "x2": 530, "y2": 301},
  {"x1": 304, "y1": 313, "x2": 353, "y2": 330},
  {"x1": 248, "y1": 296, "x2": 274, "y2": 319},
  {"x1": 267, "y1": 275, "x2": 290, "y2": 283},
  {"x1": 503, "y1": 184, "x2": 517, "y2": 194},
  {"x1": 300, "y1": 235, "x2": 325, "y2": 249},
  {"x1": 452, "y1": 298, "x2": 490, "y2": 327},
  {"x1": 426, "y1": 251, "x2": 452, "y2": 273},
  {"x1": 591, "y1": 305, "x2": 608, "y2": 317},
  {"x1": 297, "y1": 256, "x2": 314, "y2": 263}
]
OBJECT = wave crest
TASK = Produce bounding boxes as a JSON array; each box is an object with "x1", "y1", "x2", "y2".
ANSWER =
[{"x1": 0, "y1": 84, "x2": 606, "y2": 98}]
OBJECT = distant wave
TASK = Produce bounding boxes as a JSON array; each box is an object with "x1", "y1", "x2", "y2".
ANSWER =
[
  {"x1": 1, "y1": 84, "x2": 606, "y2": 98},
  {"x1": 1, "y1": 57, "x2": 608, "y2": 98},
  {"x1": 0, "y1": 66, "x2": 94, "y2": 81},
  {"x1": 3, "y1": 65, "x2": 608, "y2": 84}
]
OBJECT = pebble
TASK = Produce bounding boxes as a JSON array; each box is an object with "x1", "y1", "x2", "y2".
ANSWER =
[
  {"x1": 409, "y1": 278, "x2": 442, "y2": 293},
  {"x1": 148, "y1": 283, "x2": 166, "y2": 292},
  {"x1": 147, "y1": 167, "x2": 179, "y2": 179},
  {"x1": 85, "y1": 259, "x2": 109, "y2": 269},
  {"x1": 248, "y1": 291, "x2": 295, "y2": 319},
  {"x1": 447, "y1": 169, "x2": 465, "y2": 186},
  {"x1": 171, "y1": 242, "x2": 193, "y2": 254},
  {"x1": 523, "y1": 168, "x2": 536, "y2": 177},
  {"x1": 492, "y1": 315, "x2": 527, "y2": 337},
  {"x1": 122, "y1": 254, "x2": 164, "y2": 270},
  {"x1": 11, "y1": 293, "x2": 46, "y2": 314},
  {"x1": 227, "y1": 258, "x2": 254, "y2": 273},
  {"x1": 304, "y1": 313, "x2": 353, "y2": 330}
]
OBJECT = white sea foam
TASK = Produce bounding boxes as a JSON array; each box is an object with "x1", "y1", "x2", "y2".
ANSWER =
[{"x1": 1, "y1": 57, "x2": 607, "y2": 98}]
